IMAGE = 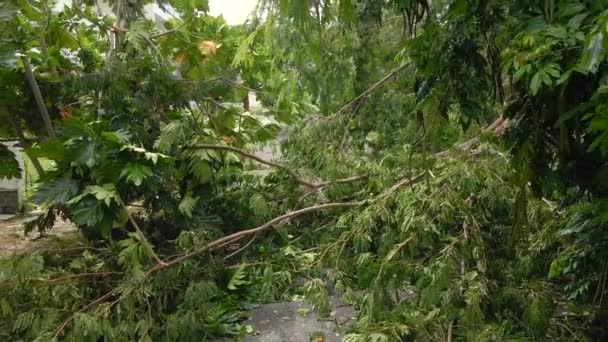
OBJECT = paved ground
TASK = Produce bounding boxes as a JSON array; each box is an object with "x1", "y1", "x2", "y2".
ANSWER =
[
  {"x1": 241, "y1": 296, "x2": 355, "y2": 342},
  {"x1": 0, "y1": 211, "x2": 78, "y2": 256}
]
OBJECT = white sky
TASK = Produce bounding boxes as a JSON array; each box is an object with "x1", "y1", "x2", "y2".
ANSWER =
[{"x1": 208, "y1": 0, "x2": 259, "y2": 25}]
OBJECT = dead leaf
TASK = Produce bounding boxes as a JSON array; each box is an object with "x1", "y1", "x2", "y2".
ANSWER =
[
  {"x1": 175, "y1": 51, "x2": 187, "y2": 65},
  {"x1": 59, "y1": 106, "x2": 72, "y2": 120},
  {"x1": 198, "y1": 40, "x2": 218, "y2": 61},
  {"x1": 220, "y1": 136, "x2": 234, "y2": 144}
]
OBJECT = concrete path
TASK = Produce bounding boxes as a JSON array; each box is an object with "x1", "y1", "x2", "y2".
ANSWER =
[
  {"x1": 237, "y1": 296, "x2": 355, "y2": 342},
  {"x1": 0, "y1": 211, "x2": 78, "y2": 256}
]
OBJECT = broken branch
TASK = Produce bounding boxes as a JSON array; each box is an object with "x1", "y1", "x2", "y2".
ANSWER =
[{"x1": 192, "y1": 144, "x2": 367, "y2": 189}]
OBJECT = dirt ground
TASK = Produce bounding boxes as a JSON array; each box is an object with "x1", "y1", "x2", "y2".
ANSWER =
[{"x1": 0, "y1": 212, "x2": 79, "y2": 256}]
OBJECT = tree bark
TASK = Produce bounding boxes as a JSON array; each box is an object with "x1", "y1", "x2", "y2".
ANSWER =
[{"x1": 21, "y1": 57, "x2": 55, "y2": 139}]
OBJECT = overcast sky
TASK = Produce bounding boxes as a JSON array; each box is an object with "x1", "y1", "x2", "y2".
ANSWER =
[{"x1": 208, "y1": 0, "x2": 259, "y2": 25}]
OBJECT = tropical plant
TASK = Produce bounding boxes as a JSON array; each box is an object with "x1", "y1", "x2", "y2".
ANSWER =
[{"x1": 1, "y1": 0, "x2": 607, "y2": 341}]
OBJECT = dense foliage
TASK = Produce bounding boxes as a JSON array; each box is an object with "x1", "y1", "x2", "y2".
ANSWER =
[{"x1": 0, "y1": 0, "x2": 607, "y2": 341}]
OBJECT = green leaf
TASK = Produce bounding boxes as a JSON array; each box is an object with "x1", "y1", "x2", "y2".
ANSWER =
[
  {"x1": 71, "y1": 198, "x2": 105, "y2": 227},
  {"x1": 513, "y1": 63, "x2": 531, "y2": 82},
  {"x1": 339, "y1": 0, "x2": 356, "y2": 23},
  {"x1": 555, "y1": 69, "x2": 572, "y2": 86},
  {"x1": 227, "y1": 264, "x2": 248, "y2": 290},
  {"x1": 577, "y1": 30, "x2": 605, "y2": 74},
  {"x1": 28, "y1": 139, "x2": 66, "y2": 161},
  {"x1": 189, "y1": 159, "x2": 212, "y2": 183},
  {"x1": 548, "y1": 259, "x2": 562, "y2": 278},
  {"x1": 15, "y1": 0, "x2": 44, "y2": 20},
  {"x1": 120, "y1": 163, "x2": 153, "y2": 186},
  {"x1": 530, "y1": 71, "x2": 542, "y2": 95},
  {"x1": 540, "y1": 70, "x2": 552, "y2": 87},
  {"x1": 178, "y1": 192, "x2": 198, "y2": 218},
  {"x1": 543, "y1": 63, "x2": 561, "y2": 78},
  {"x1": 567, "y1": 13, "x2": 587, "y2": 29},
  {"x1": 249, "y1": 194, "x2": 269, "y2": 220},
  {"x1": 102, "y1": 129, "x2": 131, "y2": 144},
  {"x1": 84, "y1": 184, "x2": 117, "y2": 206},
  {"x1": 555, "y1": 101, "x2": 595, "y2": 127},
  {"x1": 75, "y1": 141, "x2": 99, "y2": 168},
  {"x1": 34, "y1": 178, "x2": 79, "y2": 205},
  {"x1": 121, "y1": 145, "x2": 169, "y2": 165},
  {"x1": 0, "y1": 144, "x2": 21, "y2": 179}
]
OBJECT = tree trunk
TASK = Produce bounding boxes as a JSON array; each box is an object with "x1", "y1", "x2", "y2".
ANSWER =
[{"x1": 21, "y1": 57, "x2": 55, "y2": 139}]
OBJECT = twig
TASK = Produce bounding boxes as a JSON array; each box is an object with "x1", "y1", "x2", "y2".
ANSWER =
[
  {"x1": 335, "y1": 64, "x2": 408, "y2": 115},
  {"x1": 192, "y1": 144, "x2": 368, "y2": 189},
  {"x1": 125, "y1": 210, "x2": 167, "y2": 267},
  {"x1": 435, "y1": 99, "x2": 518, "y2": 159},
  {"x1": 51, "y1": 201, "x2": 361, "y2": 337},
  {"x1": 552, "y1": 321, "x2": 584, "y2": 342},
  {"x1": 53, "y1": 289, "x2": 117, "y2": 338},
  {"x1": 378, "y1": 172, "x2": 427, "y2": 199},
  {"x1": 58, "y1": 99, "x2": 92, "y2": 111},
  {"x1": 203, "y1": 97, "x2": 229, "y2": 109},
  {"x1": 221, "y1": 79, "x2": 273, "y2": 96},
  {"x1": 0, "y1": 271, "x2": 119, "y2": 288},
  {"x1": 36, "y1": 245, "x2": 106, "y2": 254},
  {"x1": 312, "y1": 174, "x2": 369, "y2": 188},
  {"x1": 50, "y1": 107, "x2": 516, "y2": 337},
  {"x1": 149, "y1": 17, "x2": 193, "y2": 39},
  {"x1": 162, "y1": 201, "x2": 363, "y2": 269},
  {"x1": 223, "y1": 235, "x2": 257, "y2": 260}
]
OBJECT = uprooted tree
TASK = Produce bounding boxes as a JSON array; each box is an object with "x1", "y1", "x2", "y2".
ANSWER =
[{"x1": 0, "y1": 0, "x2": 607, "y2": 341}]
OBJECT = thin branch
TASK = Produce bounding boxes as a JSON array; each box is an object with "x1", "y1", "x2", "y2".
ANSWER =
[
  {"x1": 53, "y1": 289, "x2": 117, "y2": 338},
  {"x1": 335, "y1": 63, "x2": 408, "y2": 115},
  {"x1": 51, "y1": 201, "x2": 361, "y2": 337},
  {"x1": 220, "y1": 79, "x2": 273, "y2": 96},
  {"x1": 552, "y1": 322, "x2": 584, "y2": 342},
  {"x1": 192, "y1": 144, "x2": 368, "y2": 189},
  {"x1": 435, "y1": 116, "x2": 510, "y2": 159},
  {"x1": 203, "y1": 97, "x2": 229, "y2": 109},
  {"x1": 223, "y1": 235, "x2": 257, "y2": 260},
  {"x1": 50, "y1": 105, "x2": 516, "y2": 337},
  {"x1": 149, "y1": 17, "x2": 194, "y2": 39},
  {"x1": 379, "y1": 171, "x2": 427, "y2": 199},
  {"x1": 162, "y1": 201, "x2": 363, "y2": 269},
  {"x1": 58, "y1": 99, "x2": 92, "y2": 111},
  {"x1": 313, "y1": 174, "x2": 370, "y2": 188},
  {"x1": 0, "y1": 271, "x2": 119, "y2": 288},
  {"x1": 125, "y1": 209, "x2": 167, "y2": 267}
]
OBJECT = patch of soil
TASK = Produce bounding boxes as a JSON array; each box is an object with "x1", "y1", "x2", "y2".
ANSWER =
[{"x1": 0, "y1": 212, "x2": 79, "y2": 256}]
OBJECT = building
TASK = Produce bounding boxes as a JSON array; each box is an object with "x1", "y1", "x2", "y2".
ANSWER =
[{"x1": 0, "y1": 140, "x2": 25, "y2": 213}]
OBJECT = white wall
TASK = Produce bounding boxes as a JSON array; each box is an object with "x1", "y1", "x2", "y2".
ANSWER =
[{"x1": 0, "y1": 141, "x2": 25, "y2": 207}]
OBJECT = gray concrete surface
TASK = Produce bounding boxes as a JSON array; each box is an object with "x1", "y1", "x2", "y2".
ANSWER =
[{"x1": 238, "y1": 297, "x2": 355, "y2": 342}]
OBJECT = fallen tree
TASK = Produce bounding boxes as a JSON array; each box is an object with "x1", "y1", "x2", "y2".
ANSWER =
[{"x1": 51, "y1": 105, "x2": 515, "y2": 337}]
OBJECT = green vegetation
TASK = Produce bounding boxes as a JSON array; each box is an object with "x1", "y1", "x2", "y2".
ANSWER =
[{"x1": 0, "y1": 0, "x2": 607, "y2": 340}]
